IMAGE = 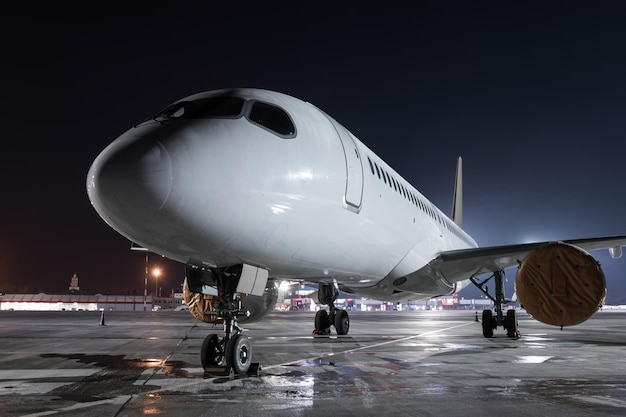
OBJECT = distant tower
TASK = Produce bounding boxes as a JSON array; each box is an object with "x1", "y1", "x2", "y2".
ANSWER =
[{"x1": 69, "y1": 273, "x2": 80, "y2": 291}]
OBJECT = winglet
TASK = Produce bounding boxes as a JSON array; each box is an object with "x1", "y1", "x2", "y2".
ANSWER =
[{"x1": 451, "y1": 156, "x2": 463, "y2": 228}]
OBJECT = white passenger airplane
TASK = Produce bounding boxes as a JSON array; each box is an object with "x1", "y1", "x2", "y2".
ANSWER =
[{"x1": 87, "y1": 88, "x2": 626, "y2": 375}]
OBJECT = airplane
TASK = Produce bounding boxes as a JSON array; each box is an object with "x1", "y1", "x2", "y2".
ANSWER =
[{"x1": 86, "y1": 88, "x2": 626, "y2": 376}]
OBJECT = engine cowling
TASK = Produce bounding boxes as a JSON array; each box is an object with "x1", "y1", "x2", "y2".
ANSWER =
[
  {"x1": 239, "y1": 284, "x2": 279, "y2": 324},
  {"x1": 183, "y1": 277, "x2": 278, "y2": 324},
  {"x1": 515, "y1": 242, "x2": 606, "y2": 327}
]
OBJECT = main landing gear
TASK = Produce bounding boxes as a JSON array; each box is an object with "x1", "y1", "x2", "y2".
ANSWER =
[
  {"x1": 470, "y1": 270, "x2": 520, "y2": 339},
  {"x1": 198, "y1": 267, "x2": 259, "y2": 377},
  {"x1": 313, "y1": 283, "x2": 350, "y2": 336}
]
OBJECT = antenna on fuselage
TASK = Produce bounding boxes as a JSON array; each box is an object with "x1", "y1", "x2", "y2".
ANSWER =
[{"x1": 451, "y1": 156, "x2": 463, "y2": 228}]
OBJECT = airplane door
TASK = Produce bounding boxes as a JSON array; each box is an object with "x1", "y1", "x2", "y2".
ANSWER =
[{"x1": 328, "y1": 119, "x2": 364, "y2": 212}]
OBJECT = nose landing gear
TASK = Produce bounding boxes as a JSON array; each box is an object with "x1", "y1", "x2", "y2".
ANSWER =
[
  {"x1": 185, "y1": 263, "x2": 265, "y2": 377},
  {"x1": 201, "y1": 329, "x2": 254, "y2": 376},
  {"x1": 201, "y1": 305, "x2": 255, "y2": 377}
]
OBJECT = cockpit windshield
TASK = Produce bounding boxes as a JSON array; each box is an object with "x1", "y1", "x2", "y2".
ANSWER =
[{"x1": 154, "y1": 97, "x2": 244, "y2": 120}]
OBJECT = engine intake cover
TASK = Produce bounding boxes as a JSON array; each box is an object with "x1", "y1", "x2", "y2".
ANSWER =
[
  {"x1": 516, "y1": 242, "x2": 606, "y2": 327},
  {"x1": 183, "y1": 277, "x2": 222, "y2": 324}
]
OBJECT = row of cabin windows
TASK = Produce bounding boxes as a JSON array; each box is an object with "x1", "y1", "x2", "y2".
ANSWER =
[
  {"x1": 366, "y1": 156, "x2": 465, "y2": 239},
  {"x1": 366, "y1": 156, "x2": 435, "y2": 217}
]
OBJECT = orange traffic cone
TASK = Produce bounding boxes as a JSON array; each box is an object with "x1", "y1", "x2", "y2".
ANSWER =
[{"x1": 99, "y1": 310, "x2": 106, "y2": 326}]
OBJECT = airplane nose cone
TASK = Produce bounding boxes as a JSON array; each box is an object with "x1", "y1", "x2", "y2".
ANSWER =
[{"x1": 87, "y1": 136, "x2": 173, "y2": 231}]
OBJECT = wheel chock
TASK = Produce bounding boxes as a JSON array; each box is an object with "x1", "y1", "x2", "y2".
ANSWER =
[
  {"x1": 203, "y1": 365, "x2": 234, "y2": 379},
  {"x1": 203, "y1": 362, "x2": 261, "y2": 378},
  {"x1": 247, "y1": 362, "x2": 261, "y2": 377}
]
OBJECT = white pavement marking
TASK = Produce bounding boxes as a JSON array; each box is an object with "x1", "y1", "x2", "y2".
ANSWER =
[
  {"x1": 263, "y1": 321, "x2": 474, "y2": 370},
  {"x1": 0, "y1": 370, "x2": 96, "y2": 380},
  {"x1": 0, "y1": 369, "x2": 100, "y2": 397},
  {"x1": 20, "y1": 395, "x2": 133, "y2": 417}
]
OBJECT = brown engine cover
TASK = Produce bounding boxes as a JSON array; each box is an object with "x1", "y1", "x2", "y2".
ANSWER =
[{"x1": 516, "y1": 242, "x2": 606, "y2": 327}]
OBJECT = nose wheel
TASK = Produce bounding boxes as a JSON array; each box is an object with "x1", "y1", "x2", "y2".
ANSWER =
[
  {"x1": 226, "y1": 333, "x2": 252, "y2": 374},
  {"x1": 202, "y1": 332, "x2": 253, "y2": 376},
  {"x1": 201, "y1": 334, "x2": 223, "y2": 367}
]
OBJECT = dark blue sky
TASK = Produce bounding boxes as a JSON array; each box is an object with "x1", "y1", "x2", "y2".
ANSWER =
[{"x1": 1, "y1": 2, "x2": 626, "y2": 302}]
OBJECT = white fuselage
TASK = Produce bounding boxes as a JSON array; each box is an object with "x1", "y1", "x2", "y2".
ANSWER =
[{"x1": 87, "y1": 88, "x2": 477, "y2": 301}]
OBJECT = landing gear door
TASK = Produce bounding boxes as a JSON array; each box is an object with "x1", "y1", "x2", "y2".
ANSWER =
[{"x1": 328, "y1": 119, "x2": 364, "y2": 212}]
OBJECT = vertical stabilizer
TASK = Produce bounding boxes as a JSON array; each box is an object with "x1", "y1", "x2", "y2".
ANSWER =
[{"x1": 451, "y1": 156, "x2": 463, "y2": 228}]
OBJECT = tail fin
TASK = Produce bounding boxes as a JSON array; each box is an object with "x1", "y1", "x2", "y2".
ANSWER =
[{"x1": 451, "y1": 157, "x2": 463, "y2": 228}]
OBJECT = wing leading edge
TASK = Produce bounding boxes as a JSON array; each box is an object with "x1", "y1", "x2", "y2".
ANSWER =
[{"x1": 433, "y1": 235, "x2": 626, "y2": 284}]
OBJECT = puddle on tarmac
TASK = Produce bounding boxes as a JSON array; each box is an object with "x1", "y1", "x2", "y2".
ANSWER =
[
  {"x1": 41, "y1": 353, "x2": 195, "y2": 378},
  {"x1": 37, "y1": 353, "x2": 198, "y2": 402}
]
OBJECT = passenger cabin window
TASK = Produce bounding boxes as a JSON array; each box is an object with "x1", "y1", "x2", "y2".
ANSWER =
[
  {"x1": 248, "y1": 101, "x2": 296, "y2": 137},
  {"x1": 155, "y1": 97, "x2": 244, "y2": 119},
  {"x1": 367, "y1": 157, "x2": 375, "y2": 175},
  {"x1": 365, "y1": 151, "x2": 462, "y2": 236}
]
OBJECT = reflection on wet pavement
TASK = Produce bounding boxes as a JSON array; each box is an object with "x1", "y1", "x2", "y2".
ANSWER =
[{"x1": 2, "y1": 310, "x2": 626, "y2": 417}]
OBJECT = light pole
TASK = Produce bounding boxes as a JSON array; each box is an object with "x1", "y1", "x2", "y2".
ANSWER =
[
  {"x1": 144, "y1": 254, "x2": 148, "y2": 311},
  {"x1": 153, "y1": 267, "x2": 161, "y2": 298}
]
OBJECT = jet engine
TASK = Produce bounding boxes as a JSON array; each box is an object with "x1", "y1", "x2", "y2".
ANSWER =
[
  {"x1": 515, "y1": 242, "x2": 606, "y2": 327},
  {"x1": 238, "y1": 284, "x2": 279, "y2": 324},
  {"x1": 182, "y1": 276, "x2": 278, "y2": 325}
]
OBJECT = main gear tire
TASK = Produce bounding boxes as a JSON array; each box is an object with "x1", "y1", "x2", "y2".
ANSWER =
[
  {"x1": 334, "y1": 309, "x2": 350, "y2": 335},
  {"x1": 482, "y1": 309, "x2": 494, "y2": 338}
]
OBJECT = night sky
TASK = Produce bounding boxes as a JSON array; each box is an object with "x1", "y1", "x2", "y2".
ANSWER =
[{"x1": 2, "y1": 2, "x2": 626, "y2": 303}]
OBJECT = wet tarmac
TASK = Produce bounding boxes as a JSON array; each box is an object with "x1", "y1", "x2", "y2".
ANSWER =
[{"x1": 0, "y1": 308, "x2": 625, "y2": 416}]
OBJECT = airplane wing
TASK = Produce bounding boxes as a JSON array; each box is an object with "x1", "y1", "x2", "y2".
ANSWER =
[{"x1": 435, "y1": 235, "x2": 626, "y2": 283}]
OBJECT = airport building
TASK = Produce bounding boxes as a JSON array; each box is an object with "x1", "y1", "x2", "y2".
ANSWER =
[
  {"x1": 0, "y1": 274, "x2": 153, "y2": 312},
  {"x1": 276, "y1": 282, "x2": 495, "y2": 312},
  {"x1": 0, "y1": 293, "x2": 153, "y2": 312},
  {"x1": 0, "y1": 275, "x2": 495, "y2": 312},
  {"x1": 152, "y1": 293, "x2": 185, "y2": 310}
]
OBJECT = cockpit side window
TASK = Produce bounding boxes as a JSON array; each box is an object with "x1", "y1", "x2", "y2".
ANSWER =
[
  {"x1": 155, "y1": 97, "x2": 244, "y2": 120},
  {"x1": 248, "y1": 101, "x2": 296, "y2": 137}
]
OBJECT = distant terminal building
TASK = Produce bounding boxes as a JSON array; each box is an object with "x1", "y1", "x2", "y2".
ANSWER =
[
  {"x1": 275, "y1": 282, "x2": 495, "y2": 312},
  {"x1": 0, "y1": 293, "x2": 153, "y2": 312},
  {"x1": 0, "y1": 275, "x2": 498, "y2": 312},
  {"x1": 0, "y1": 274, "x2": 154, "y2": 312},
  {"x1": 153, "y1": 294, "x2": 185, "y2": 310}
]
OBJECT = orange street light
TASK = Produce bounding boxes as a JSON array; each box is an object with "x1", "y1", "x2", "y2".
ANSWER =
[{"x1": 153, "y1": 267, "x2": 161, "y2": 297}]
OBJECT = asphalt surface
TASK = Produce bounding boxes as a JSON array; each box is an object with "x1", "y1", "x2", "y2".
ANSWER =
[{"x1": 0, "y1": 308, "x2": 625, "y2": 416}]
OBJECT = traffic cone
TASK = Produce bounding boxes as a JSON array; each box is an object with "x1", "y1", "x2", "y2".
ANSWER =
[
  {"x1": 99, "y1": 310, "x2": 106, "y2": 326},
  {"x1": 474, "y1": 311, "x2": 479, "y2": 322}
]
